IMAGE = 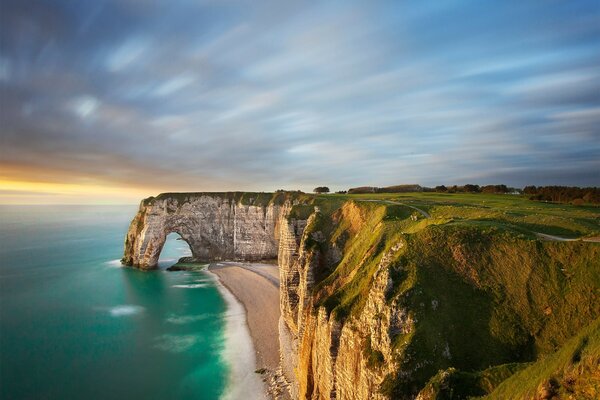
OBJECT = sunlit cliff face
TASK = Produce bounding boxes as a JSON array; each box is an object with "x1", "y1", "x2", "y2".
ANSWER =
[{"x1": 1, "y1": 0, "x2": 599, "y2": 204}]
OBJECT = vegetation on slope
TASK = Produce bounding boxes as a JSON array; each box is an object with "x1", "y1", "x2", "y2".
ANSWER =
[
  {"x1": 415, "y1": 362, "x2": 529, "y2": 399},
  {"x1": 326, "y1": 192, "x2": 600, "y2": 239},
  {"x1": 382, "y1": 224, "x2": 600, "y2": 397},
  {"x1": 486, "y1": 317, "x2": 600, "y2": 399},
  {"x1": 299, "y1": 193, "x2": 599, "y2": 398},
  {"x1": 146, "y1": 190, "x2": 313, "y2": 207},
  {"x1": 523, "y1": 185, "x2": 600, "y2": 204},
  {"x1": 311, "y1": 201, "x2": 417, "y2": 321},
  {"x1": 345, "y1": 184, "x2": 600, "y2": 204}
]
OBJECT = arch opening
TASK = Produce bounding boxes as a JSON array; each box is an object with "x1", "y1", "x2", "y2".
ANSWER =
[{"x1": 157, "y1": 232, "x2": 193, "y2": 269}]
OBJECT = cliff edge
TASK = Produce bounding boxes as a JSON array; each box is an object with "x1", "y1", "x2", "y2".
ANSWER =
[
  {"x1": 123, "y1": 192, "x2": 600, "y2": 398},
  {"x1": 122, "y1": 192, "x2": 306, "y2": 269}
]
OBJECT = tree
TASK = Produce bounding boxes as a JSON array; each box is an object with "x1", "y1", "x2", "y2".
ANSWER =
[
  {"x1": 463, "y1": 184, "x2": 481, "y2": 193},
  {"x1": 482, "y1": 184, "x2": 509, "y2": 194},
  {"x1": 313, "y1": 186, "x2": 330, "y2": 194}
]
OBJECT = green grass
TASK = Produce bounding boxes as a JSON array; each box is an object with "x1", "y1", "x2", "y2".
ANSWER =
[
  {"x1": 326, "y1": 192, "x2": 600, "y2": 238},
  {"x1": 297, "y1": 193, "x2": 600, "y2": 398},
  {"x1": 148, "y1": 190, "x2": 313, "y2": 207},
  {"x1": 312, "y1": 201, "x2": 415, "y2": 321},
  {"x1": 363, "y1": 336, "x2": 386, "y2": 369},
  {"x1": 486, "y1": 317, "x2": 600, "y2": 399},
  {"x1": 379, "y1": 223, "x2": 600, "y2": 397},
  {"x1": 413, "y1": 363, "x2": 529, "y2": 399}
]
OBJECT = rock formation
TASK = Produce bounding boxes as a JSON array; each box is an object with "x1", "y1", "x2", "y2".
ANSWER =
[
  {"x1": 124, "y1": 192, "x2": 600, "y2": 399},
  {"x1": 122, "y1": 192, "x2": 285, "y2": 269}
]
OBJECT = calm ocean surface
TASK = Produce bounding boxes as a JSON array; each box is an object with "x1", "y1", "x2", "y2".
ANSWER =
[{"x1": 0, "y1": 205, "x2": 228, "y2": 400}]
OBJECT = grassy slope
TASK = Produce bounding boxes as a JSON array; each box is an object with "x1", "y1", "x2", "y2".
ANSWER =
[
  {"x1": 311, "y1": 201, "x2": 414, "y2": 320},
  {"x1": 487, "y1": 317, "x2": 600, "y2": 399},
  {"x1": 300, "y1": 193, "x2": 599, "y2": 398},
  {"x1": 393, "y1": 225, "x2": 600, "y2": 397},
  {"x1": 326, "y1": 192, "x2": 600, "y2": 238}
]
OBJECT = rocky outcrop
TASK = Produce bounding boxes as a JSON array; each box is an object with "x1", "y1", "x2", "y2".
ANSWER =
[
  {"x1": 123, "y1": 193, "x2": 285, "y2": 269},
  {"x1": 277, "y1": 206, "x2": 409, "y2": 399}
]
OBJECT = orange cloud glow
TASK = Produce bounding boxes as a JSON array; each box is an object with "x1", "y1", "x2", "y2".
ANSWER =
[{"x1": 0, "y1": 179, "x2": 151, "y2": 204}]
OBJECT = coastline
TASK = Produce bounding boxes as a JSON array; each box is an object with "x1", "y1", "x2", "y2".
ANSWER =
[
  {"x1": 209, "y1": 262, "x2": 281, "y2": 370},
  {"x1": 207, "y1": 261, "x2": 284, "y2": 399},
  {"x1": 206, "y1": 268, "x2": 267, "y2": 400}
]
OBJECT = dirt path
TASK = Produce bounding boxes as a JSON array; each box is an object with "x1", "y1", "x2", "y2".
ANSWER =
[{"x1": 535, "y1": 232, "x2": 600, "y2": 243}]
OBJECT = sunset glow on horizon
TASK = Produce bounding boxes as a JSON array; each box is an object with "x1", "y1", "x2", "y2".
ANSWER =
[
  {"x1": 0, "y1": 179, "x2": 155, "y2": 204},
  {"x1": 1, "y1": 0, "x2": 599, "y2": 204}
]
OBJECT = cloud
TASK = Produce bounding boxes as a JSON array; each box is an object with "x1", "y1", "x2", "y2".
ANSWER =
[{"x1": 1, "y1": 0, "x2": 599, "y2": 204}]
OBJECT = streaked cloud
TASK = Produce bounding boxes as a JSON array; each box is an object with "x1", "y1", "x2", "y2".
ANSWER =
[{"x1": 0, "y1": 0, "x2": 599, "y2": 203}]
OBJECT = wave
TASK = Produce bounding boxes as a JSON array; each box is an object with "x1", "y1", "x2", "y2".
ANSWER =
[
  {"x1": 165, "y1": 313, "x2": 212, "y2": 325},
  {"x1": 107, "y1": 304, "x2": 145, "y2": 317},
  {"x1": 172, "y1": 283, "x2": 208, "y2": 289},
  {"x1": 104, "y1": 259, "x2": 123, "y2": 268},
  {"x1": 153, "y1": 334, "x2": 201, "y2": 353}
]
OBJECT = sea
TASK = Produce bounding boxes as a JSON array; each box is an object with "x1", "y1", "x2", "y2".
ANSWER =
[{"x1": 0, "y1": 205, "x2": 247, "y2": 400}]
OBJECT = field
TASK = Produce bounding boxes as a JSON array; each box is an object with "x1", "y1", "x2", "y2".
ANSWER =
[{"x1": 321, "y1": 192, "x2": 600, "y2": 239}]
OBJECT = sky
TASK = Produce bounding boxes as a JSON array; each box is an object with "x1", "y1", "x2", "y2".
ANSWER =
[{"x1": 1, "y1": 0, "x2": 599, "y2": 204}]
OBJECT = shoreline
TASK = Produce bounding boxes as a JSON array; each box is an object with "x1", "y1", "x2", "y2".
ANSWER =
[
  {"x1": 205, "y1": 268, "x2": 267, "y2": 400},
  {"x1": 207, "y1": 261, "x2": 283, "y2": 398}
]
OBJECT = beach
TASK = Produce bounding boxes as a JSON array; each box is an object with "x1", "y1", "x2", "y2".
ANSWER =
[{"x1": 209, "y1": 262, "x2": 281, "y2": 370}]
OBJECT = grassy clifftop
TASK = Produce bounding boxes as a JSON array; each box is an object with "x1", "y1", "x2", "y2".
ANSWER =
[
  {"x1": 143, "y1": 190, "x2": 313, "y2": 207},
  {"x1": 293, "y1": 193, "x2": 599, "y2": 398}
]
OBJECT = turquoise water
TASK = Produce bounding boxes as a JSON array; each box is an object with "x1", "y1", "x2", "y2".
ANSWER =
[{"x1": 0, "y1": 205, "x2": 228, "y2": 400}]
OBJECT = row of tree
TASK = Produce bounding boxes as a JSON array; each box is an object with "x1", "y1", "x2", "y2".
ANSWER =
[
  {"x1": 344, "y1": 184, "x2": 515, "y2": 194},
  {"x1": 523, "y1": 186, "x2": 600, "y2": 204},
  {"x1": 311, "y1": 184, "x2": 599, "y2": 205},
  {"x1": 347, "y1": 184, "x2": 423, "y2": 194},
  {"x1": 433, "y1": 184, "x2": 516, "y2": 194}
]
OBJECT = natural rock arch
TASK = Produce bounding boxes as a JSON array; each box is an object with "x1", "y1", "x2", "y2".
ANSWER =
[
  {"x1": 157, "y1": 231, "x2": 194, "y2": 265},
  {"x1": 122, "y1": 193, "x2": 283, "y2": 270}
]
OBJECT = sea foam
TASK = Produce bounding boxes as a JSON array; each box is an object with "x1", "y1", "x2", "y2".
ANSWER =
[
  {"x1": 165, "y1": 314, "x2": 212, "y2": 325},
  {"x1": 172, "y1": 283, "x2": 208, "y2": 289},
  {"x1": 108, "y1": 305, "x2": 145, "y2": 317},
  {"x1": 153, "y1": 334, "x2": 201, "y2": 353},
  {"x1": 104, "y1": 259, "x2": 123, "y2": 268}
]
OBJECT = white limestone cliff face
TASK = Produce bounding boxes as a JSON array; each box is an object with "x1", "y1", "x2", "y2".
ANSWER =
[
  {"x1": 123, "y1": 193, "x2": 412, "y2": 399},
  {"x1": 123, "y1": 193, "x2": 282, "y2": 269},
  {"x1": 277, "y1": 210, "x2": 411, "y2": 400}
]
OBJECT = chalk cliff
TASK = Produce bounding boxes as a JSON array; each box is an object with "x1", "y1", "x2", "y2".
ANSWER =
[
  {"x1": 122, "y1": 192, "x2": 288, "y2": 269},
  {"x1": 276, "y1": 202, "x2": 408, "y2": 399},
  {"x1": 275, "y1": 200, "x2": 600, "y2": 399},
  {"x1": 124, "y1": 193, "x2": 600, "y2": 399}
]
